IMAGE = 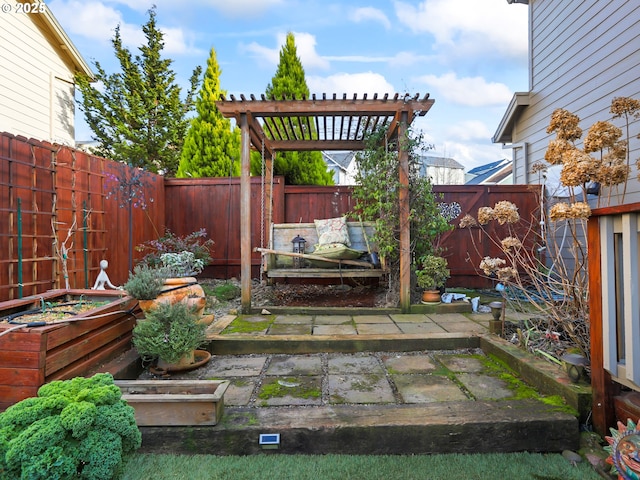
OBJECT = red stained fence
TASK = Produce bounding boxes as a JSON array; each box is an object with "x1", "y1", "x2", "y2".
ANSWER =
[
  {"x1": 1, "y1": 132, "x2": 540, "y2": 300},
  {"x1": 0, "y1": 133, "x2": 164, "y2": 301},
  {"x1": 164, "y1": 179, "x2": 540, "y2": 289}
]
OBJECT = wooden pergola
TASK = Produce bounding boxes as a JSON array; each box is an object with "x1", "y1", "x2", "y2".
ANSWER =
[{"x1": 216, "y1": 93, "x2": 435, "y2": 313}]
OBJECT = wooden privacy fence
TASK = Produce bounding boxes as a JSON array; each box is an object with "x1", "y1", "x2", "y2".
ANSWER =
[
  {"x1": 0, "y1": 133, "x2": 164, "y2": 301},
  {"x1": 165, "y1": 178, "x2": 540, "y2": 288},
  {"x1": 1, "y1": 132, "x2": 540, "y2": 301}
]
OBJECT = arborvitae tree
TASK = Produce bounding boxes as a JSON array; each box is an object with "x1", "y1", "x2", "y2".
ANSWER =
[
  {"x1": 177, "y1": 48, "x2": 241, "y2": 178},
  {"x1": 75, "y1": 7, "x2": 201, "y2": 176},
  {"x1": 251, "y1": 32, "x2": 334, "y2": 185}
]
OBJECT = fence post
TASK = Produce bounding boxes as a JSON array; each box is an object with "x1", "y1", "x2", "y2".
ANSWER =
[
  {"x1": 17, "y1": 198, "x2": 23, "y2": 298},
  {"x1": 83, "y1": 200, "x2": 89, "y2": 288}
]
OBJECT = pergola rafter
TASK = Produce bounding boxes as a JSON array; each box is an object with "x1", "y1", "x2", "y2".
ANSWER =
[{"x1": 216, "y1": 93, "x2": 435, "y2": 313}]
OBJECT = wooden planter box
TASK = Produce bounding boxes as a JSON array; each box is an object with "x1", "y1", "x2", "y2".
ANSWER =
[
  {"x1": 115, "y1": 380, "x2": 229, "y2": 426},
  {"x1": 0, "y1": 289, "x2": 139, "y2": 411}
]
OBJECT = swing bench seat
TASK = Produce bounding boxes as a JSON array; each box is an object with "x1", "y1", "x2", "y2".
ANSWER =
[{"x1": 259, "y1": 222, "x2": 385, "y2": 280}]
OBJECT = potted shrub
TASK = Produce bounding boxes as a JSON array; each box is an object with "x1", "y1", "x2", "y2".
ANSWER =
[
  {"x1": 132, "y1": 301, "x2": 209, "y2": 372},
  {"x1": 136, "y1": 228, "x2": 214, "y2": 271},
  {"x1": 161, "y1": 251, "x2": 206, "y2": 278},
  {"x1": 123, "y1": 264, "x2": 166, "y2": 304},
  {"x1": 416, "y1": 254, "x2": 450, "y2": 303}
]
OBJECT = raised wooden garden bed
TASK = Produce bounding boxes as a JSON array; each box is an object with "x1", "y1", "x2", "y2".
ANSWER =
[
  {"x1": 0, "y1": 289, "x2": 139, "y2": 411},
  {"x1": 115, "y1": 380, "x2": 229, "y2": 426}
]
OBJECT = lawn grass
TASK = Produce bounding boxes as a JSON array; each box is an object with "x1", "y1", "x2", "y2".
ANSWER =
[{"x1": 121, "y1": 452, "x2": 600, "y2": 480}]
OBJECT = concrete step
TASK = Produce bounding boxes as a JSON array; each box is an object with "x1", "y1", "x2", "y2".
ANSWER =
[{"x1": 137, "y1": 400, "x2": 579, "y2": 455}]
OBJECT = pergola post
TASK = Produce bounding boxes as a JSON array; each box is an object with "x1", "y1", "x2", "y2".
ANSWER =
[
  {"x1": 240, "y1": 113, "x2": 252, "y2": 313},
  {"x1": 398, "y1": 111, "x2": 411, "y2": 312}
]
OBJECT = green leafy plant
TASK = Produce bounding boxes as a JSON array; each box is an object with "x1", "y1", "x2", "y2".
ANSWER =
[
  {"x1": 132, "y1": 301, "x2": 207, "y2": 364},
  {"x1": 204, "y1": 282, "x2": 241, "y2": 302},
  {"x1": 0, "y1": 373, "x2": 141, "y2": 480},
  {"x1": 123, "y1": 264, "x2": 166, "y2": 300},
  {"x1": 352, "y1": 126, "x2": 452, "y2": 297},
  {"x1": 136, "y1": 229, "x2": 214, "y2": 271},
  {"x1": 160, "y1": 251, "x2": 206, "y2": 277},
  {"x1": 415, "y1": 254, "x2": 450, "y2": 290}
]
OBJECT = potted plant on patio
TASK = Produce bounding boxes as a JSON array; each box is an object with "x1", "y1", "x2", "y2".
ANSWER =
[
  {"x1": 136, "y1": 230, "x2": 214, "y2": 317},
  {"x1": 132, "y1": 301, "x2": 210, "y2": 372},
  {"x1": 123, "y1": 264, "x2": 167, "y2": 312},
  {"x1": 416, "y1": 254, "x2": 450, "y2": 303}
]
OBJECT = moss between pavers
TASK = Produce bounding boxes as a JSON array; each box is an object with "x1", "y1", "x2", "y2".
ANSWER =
[
  {"x1": 480, "y1": 335, "x2": 591, "y2": 423},
  {"x1": 429, "y1": 352, "x2": 578, "y2": 415},
  {"x1": 221, "y1": 315, "x2": 275, "y2": 334},
  {"x1": 258, "y1": 376, "x2": 321, "y2": 403}
]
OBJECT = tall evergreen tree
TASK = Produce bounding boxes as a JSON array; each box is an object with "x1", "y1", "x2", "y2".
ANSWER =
[
  {"x1": 75, "y1": 7, "x2": 201, "y2": 176},
  {"x1": 177, "y1": 48, "x2": 240, "y2": 178},
  {"x1": 252, "y1": 32, "x2": 333, "y2": 185}
]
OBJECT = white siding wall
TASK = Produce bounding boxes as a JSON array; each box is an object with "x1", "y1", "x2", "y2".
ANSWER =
[
  {"x1": 426, "y1": 166, "x2": 465, "y2": 185},
  {"x1": 0, "y1": 11, "x2": 76, "y2": 145},
  {"x1": 513, "y1": 0, "x2": 640, "y2": 206}
]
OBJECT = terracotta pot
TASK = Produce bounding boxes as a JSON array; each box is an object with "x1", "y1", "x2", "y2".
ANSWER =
[
  {"x1": 155, "y1": 350, "x2": 211, "y2": 373},
  {"x1": 421, "y1": 289, "x2": 442, "y2": 304},
  {"x1": 139, "y1": 277, "x2": 207, "y2": 317},
  {"x1": 157, "y1": 350, "x2": 195, "y2": 370}
]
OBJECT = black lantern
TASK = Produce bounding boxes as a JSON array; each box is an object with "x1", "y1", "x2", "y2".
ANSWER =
[{"x1": 292, "y1": 235, "x2": 306, "y2": 268}]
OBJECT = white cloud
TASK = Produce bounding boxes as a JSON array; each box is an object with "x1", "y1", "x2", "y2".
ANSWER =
[
  {"x1": 49, "y1": 0, "x2": 122, "y2": 44},
  {"x1": 389, "y1": 51, "x2": 435, "y2": 67},
  {"x1": 417, "y1": 72, "x2": 512, "y2": 107},
  {"x1": 307, "y1": 72, "x2": 395, "y2": 97},
  {"x1": 242, "y1": 41, "x2": 279, "y2": 67},
  {"x1": 394, "y1": 0, "x2": 527, "y2": 59},
  {"x1": 205, "y1": 0, "x2": 284, "y2": 18},
  {"x1": 243, "y1": 32, "x2": 330, "y2": 71},
  {"x1": 349, "y1": 7, "x2": 391, "y2": 30},
  {"x1": 435, "y1": 141, "x2": 507, "y2": 171},
  {"x1": 445, "y1": 120, "x2": 492, "y2": 141},
  {"x1": 49, "y1": 0, "x2": 200, "y2": 55}
]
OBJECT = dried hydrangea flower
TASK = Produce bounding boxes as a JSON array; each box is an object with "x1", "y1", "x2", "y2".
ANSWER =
[
  {"x1": 479, "y1": 256, "x2": 506, "y2": 276},
  {"x1": 477, "y1": 207, "x2": 494, "y2": 225},
  {"x1": 501, "y1": 236, "x2": 522, "y2": 250},
  {"x1": 497, "y1": 267, "x2": 518, "y2": 281},
  {"x1": 530, "y1": 161, "x2": 548, "y2": 175},
  {"x1": 570, "y1": 202, "x2": 591, "y2": 219},
  {"x1": 545, "y1": 139, "x2": 573, "y2": 165},
  {"x1": 559, "y1": 149, "x2": 596, "y2": 187},
  {"x1": 458, "y1": 214, "x2": 477, "y2": 228},
  {"x1": 549, "y1": 202, "x2": 572, "y2": 221},
  {"x1": 492, "y1": 201, "x2": 520, "y2": 224},
  {"x1": 546, "y1": 108, "x2": 582, "y2": 141},
  {"x1": 610, "y1": 96, "x2": 640, "y2": 118},
  {"x1": 596, "y1": 161, "x2": 629, "y2": 186},
  {"x1": 584, "y1": 121, "x2": 622, "y2": 153}
]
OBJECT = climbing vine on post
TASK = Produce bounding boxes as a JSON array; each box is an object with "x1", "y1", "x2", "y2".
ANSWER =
[{"x1": 352, "y1": 126, "x2": 452, "y2": 301}]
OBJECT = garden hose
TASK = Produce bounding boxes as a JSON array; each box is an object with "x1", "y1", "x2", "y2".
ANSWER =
[{"x1": 0, "y1": 321, "x2": 47, "y2": 338}]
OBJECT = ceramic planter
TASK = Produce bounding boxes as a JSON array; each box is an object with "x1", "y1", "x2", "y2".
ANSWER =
[
  {"x1": 0, "y1": 289, "x2": 138, "y2": 411},
  {"x1": 421, "y1": 290, "x2": 442, "y2": 304},
  {"x1": 115, "y1": 379, "x2": 229, "y2": 426},
  {"x1": 139, "y1": 277, "x2": 207, "y2": 318}
]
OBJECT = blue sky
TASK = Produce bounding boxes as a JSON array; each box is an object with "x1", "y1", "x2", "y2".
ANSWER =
[{"x1": 48, "y1": 0, "x2": 529, "y2": 171}]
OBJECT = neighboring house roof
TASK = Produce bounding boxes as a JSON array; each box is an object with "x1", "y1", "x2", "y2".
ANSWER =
[
  {"x1": 493, "y1": 92, "x2": 530, "y2": 144},
  {"x1": 467, "y1": 158, "x2": 506, "y2": 176},
  {"x1": 322, "y1": 151, "x2": 356, "y2": 172},
  {"x1": 35, "y1": 2, "x2": 94, "y2": 79},
  {"x1": 466, "y1": 158, "x2": 512, "y2": 185},
  {"x1": 419, "y1": 156, "x2": 464, "y2": 169}
]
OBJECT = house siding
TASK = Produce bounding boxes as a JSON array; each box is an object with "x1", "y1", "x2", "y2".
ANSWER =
[
  {"x1": 510, "y1": 0, "x2": 640, "y2": 206},
  {"x1": 0, "y1": 10, "x2": 77, "y2": 145}
]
